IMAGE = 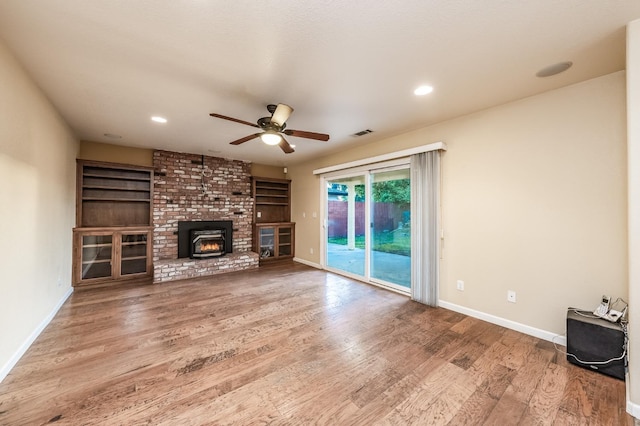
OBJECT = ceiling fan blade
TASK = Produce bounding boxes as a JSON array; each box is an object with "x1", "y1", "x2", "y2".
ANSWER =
[
  {"x1": 279, "y1": 137, "x2": 295, "y2": 154},
  {"x1": 229, "y1": 133, "x2": 262, "y2": 145},
  {"x1": 210, "y1": 113, "x2": 260, "y2": 128},
  {"x1": 283, "y1": 129, "x2": 330, "y2": 141},
  {"x1": 270, "y1": 104, "x2": 294, "y2": 127}
]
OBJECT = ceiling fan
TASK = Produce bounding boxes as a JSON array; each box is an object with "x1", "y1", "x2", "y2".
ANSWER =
[{"x1": 209, "y1": 103, "x2": 330, "y2": 154}]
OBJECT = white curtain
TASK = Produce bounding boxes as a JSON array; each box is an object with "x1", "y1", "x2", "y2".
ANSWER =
[{"x1": 410, "y1": 150, "x2": 441, "y2": 306}]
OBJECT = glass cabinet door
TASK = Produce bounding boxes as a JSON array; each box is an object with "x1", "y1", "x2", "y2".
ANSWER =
[
  {"x1": 81, "y1": 234, "x2": 113, "y2": 280},
  {"x1": 278, "y1": 226, "x2": 292, "y2": 256},
  {"x1": 259, "y1": 227, "x2": 275, "y2": 259},
  {"x1": 120, "y1": 233, "x2": 148, "y2": 275},
  {"x1": 74, "y1": 228, "x2": 152, "y2": 285}
]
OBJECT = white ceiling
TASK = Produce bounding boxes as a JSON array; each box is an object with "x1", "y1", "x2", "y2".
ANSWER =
[{"x1": 1, "y1": 1, "x2": 640, "y2": 166}]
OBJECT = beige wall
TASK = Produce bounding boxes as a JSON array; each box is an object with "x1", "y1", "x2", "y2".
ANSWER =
[
  {"x1": 250, "y1": 163, "x2": 287, "y2": 179},
  {"x1": 79, "y1": 140, "x2": 153, "y2": 167},
  {"x1": 289, "y1": 71, "x2": 628, "y2": 335},
  {"x1": 627, "y1": 18, "x2": 640, "y2": 413},
  {"x1": 79, "y1": 140, "x2": 285, "y2": 179},
  {"x1": 0, "y1": 39, "x2": 79, "y2": 377}
]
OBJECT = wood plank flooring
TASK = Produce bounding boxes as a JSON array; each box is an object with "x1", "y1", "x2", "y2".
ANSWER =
[{"x1": 0, "y1": 262, "x2": 632, "y2": 425}]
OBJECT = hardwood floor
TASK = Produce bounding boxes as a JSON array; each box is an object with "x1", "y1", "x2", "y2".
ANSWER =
[{"x1": 0, "y1": 262, "x2": 631, "y2": 425}]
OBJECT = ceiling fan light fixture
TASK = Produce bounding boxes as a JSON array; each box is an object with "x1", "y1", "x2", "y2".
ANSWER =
[
  {"x1": 261, "y1": 131, "x2": 282, "y2": 145},
  {"x1": 270, "y1": 104, "x2": 294, "y2": 127}
]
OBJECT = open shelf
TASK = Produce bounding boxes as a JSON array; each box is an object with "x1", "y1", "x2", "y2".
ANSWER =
[
  {"x1": 83, "y1": 173, "x2": 150, "y2": 182},
  {"x1": 82, "y1": 198, "x2": 151, "y2": 202},
  {"x1": 82, "y1": 185, "x2": 150, "y2": 191},
  {"x1": 252, "y1": 177, "x2": 291, "y2": 224},
  {"x1": 77, "y1": 160, "x2": 153, "y2": 227}
]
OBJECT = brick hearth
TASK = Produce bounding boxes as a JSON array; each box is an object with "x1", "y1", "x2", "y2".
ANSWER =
[{"x1": 152, "y1": 150, "x2": 258, "y2": 282}]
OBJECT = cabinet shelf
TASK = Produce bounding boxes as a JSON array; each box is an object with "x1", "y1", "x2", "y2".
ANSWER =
[
  {"x1": 82, "y1": 258, "x2": 111, "y2": 265},
  {"x1": 122, "y1": 255, "x2": 147, "y2": 261},
  {"x1": 83, "y1": 185, "x2": 150, "y2": 192},
  {"x1": 83, "y1": 173, "x2": 151, "y2": 182},
  {"x1": 255, "y1": 184, "x2": 288, "y2": 190},
  {"x1": 82, "y1": 243, "x2": 112, "y2": 248},
  {"x1": 82, "y1": 197, "x2": 151, "y2": 202},
  {"x1": 256, "y1": 202, "x2": 289, "y2": 206}
]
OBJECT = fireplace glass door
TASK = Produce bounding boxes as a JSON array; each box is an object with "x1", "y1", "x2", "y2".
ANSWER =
[{"x1": 190, "y1": 229, "x2": 225, "y2": 258}]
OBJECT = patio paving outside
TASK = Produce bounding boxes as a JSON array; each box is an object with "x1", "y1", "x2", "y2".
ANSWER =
[{"x1": 327, "y1": 243, "x2": 411, "y2": 288}]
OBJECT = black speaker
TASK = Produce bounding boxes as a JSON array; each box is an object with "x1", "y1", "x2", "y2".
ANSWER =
[{"x1": 566, "y1": 308, "x2": 626, "y2": 380}]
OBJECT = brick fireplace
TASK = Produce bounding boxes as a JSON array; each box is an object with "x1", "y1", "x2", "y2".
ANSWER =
[{"x1": 152, "y1": 150, "x2": 259, "y2": 282}]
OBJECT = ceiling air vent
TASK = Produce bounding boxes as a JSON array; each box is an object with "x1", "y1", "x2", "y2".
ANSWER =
[{"x1": 352, "y1": 129, "x2": 374, "y2": 137}]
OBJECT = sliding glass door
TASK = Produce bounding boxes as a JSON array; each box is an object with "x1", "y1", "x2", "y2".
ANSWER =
[
  {"x1": 370, "y1": 168, "x2": 411, "y2": 288},
  {"x1": 326, "y1": 175, "x2": 366, "y2": 278},
  {"x1": 324, "y1": 163, "x2": 411, "y2": 293}
]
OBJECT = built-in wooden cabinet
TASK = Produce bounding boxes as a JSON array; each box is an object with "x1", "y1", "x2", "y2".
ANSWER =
[
  {"x1": 252, "y1": 177, "x2": 294, "y2": 262},
  {"x1": 73, "y1": 227, "x2": 152, "y2": 286},
  {"x1": 74, "y1": 160, "x2": 154, "y2": 287},
  {"x1": 255, "y1": 223, "x2": 295, "y2": 261}
]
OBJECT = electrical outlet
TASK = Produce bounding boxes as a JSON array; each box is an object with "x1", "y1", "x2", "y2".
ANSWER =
[
  {"x1": 302, "y1": 212, "x2": 306, "y2": 218},
  {"x1": 507, "y1": 290, "x2": 516, "y2": 303},
  {"x1": 309, "y1": 247, "x2": 314, "y2": 254},
  {"x1": 456, "y1": 280, "x2": 464, "y2": 291},
  {"x1": 257, "y1": 211, "x2": 262, "y2": 218}
]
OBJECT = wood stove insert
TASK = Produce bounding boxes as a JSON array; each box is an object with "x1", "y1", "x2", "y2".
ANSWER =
[{"x1": 177, "y1": 220, "x2": 233, "y2": 259}]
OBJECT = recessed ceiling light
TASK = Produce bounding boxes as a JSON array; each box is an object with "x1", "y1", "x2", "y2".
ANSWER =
[
  {"x1": 103, "y1": 133, "x2": 122, "y2": 139},
  {"x1": 151, "y1": 116, "x2": 167, "y2": 123},
  {"x1": 414, "y1": 85, "x2": 434, "y2": 96},
  {"x1": 536, "y1": 61, "x2": 573, "y2": 78}
]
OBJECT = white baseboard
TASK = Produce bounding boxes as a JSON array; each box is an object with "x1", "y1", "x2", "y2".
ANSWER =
[
  {"x1": 438, "y1": 300, "x2": 567, "y2": 346},
  {"x1": 626, "y1": 372, "x2": 640, "y2": 419},
  {"x1": 293, "y1": 257, "x2": 322, "y2": 269},
  {"x1": 0, "y1": 287, "x2": 73, "y2": 383}
]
